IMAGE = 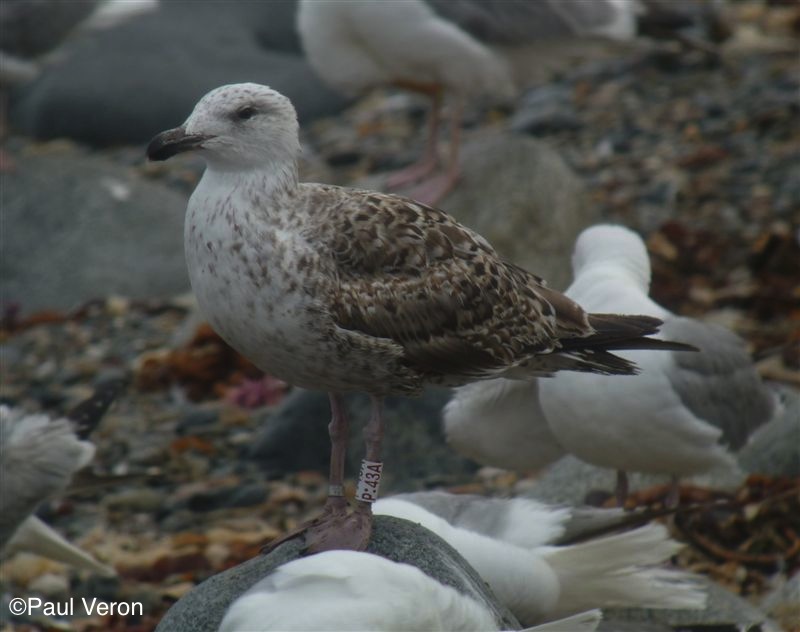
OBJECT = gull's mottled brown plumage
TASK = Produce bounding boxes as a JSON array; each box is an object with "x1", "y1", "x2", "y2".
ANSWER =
[{"x1": 297, "y1": 184, "x2": 672, "y2": 390}]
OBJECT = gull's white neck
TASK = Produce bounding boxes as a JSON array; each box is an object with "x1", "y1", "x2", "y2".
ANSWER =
[
  {"x1": 198, "y1": 158, "x2": 300, "y2": 206},
  {"x1": 567, "y1": 258, "x2": 667, "y2": 317},
  {"x1": 574, "y1": 258, "x2": 651, "y2": 295}
]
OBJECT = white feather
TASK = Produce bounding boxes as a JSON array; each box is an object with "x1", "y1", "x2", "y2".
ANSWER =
[
  {"x1": 376, "y1": 496, "x2": 706, "y2": 625},
  {"x1": 444, "y1": 379, "x2": 565, "y2": 471},
  {"x1": 0, "y1": 406, "x2": 113, "y2": 576},
  {"x1": 5, "y1": 517, "x2": 116, "y2": 577},
  {"x1": 376, "y1": 498, "x2": 561, "y2": 624},
  {"x1": 219, "y1": 550, "x2": 504, "y2": 631},
  {"x1": 538, "y1": 524, "x2": 706, "y2": 617},
  {"x1": 521, "y1": 609, "x2": 602, "y2": 632}
]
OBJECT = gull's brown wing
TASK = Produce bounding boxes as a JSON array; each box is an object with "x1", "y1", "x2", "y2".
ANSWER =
[{"x1": 305, "y1": 186, "x2": 573, "y2": 381}]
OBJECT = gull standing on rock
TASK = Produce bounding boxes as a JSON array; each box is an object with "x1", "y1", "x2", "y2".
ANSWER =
[
  {"x1": 446, "y1": 225, "x2": 776, "y2": 506},
  {"x1": 297, "y1": 0, "x2": 637, "y2": 204},
  {"x1": 147, "y1": 83, "x2": 690, "y2": 553}
]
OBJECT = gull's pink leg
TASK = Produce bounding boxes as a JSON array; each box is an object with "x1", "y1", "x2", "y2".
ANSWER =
[
  {"x1": 348, "y1": 395, "x2": 385, "y2": 541},
  {"x1": 0, "y1": 149, "x2": 14, "y2": 172},
  {"x1": 362, "y1": 396, "x2": 385, "y2": 465},
  {"x1": 665, "y1": 474, "x2": 681, "y2": 508},
  {"x1": 263, "y1": 395, "x2": 385, "y2": 555},
  {"x1": 0, "y1": 93, "x2": 15, "y2": 172},
  {"x1": 262, "y1": 393, "x2": 351, "y2": 554},
  {"x1": 615, "y1": 469, "x2": 630, "y2": 508},
  {"x1": 326, "y1": 392, "x2": 349, "y2": 499},
  {"x1": 304, "y1": 395, "x2": 384, "y2": 553},
  {"x1": 405, "y1": 99, "x2": 463, "y2": 206},
  {"x1": 386, "y1": 89, "x2": 443, "y2": 189}
]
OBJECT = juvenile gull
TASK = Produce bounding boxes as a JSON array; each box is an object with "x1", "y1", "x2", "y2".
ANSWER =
[
  {"x1": 146, "y1": 83, "x2": 689, "y2": 553},
  {"x1": 446, "y1": 224, "x2": 776, "y2": 505},
  {"x1": 297, "y1": 0, "x2": 636, "y2": 204}
]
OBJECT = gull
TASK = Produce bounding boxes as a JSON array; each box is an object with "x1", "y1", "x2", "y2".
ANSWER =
[
  {"x1": 296, "y1": 0, "x2": 636, "y2": 204},
  {"x1": 443, "y1": 377, "x2": 566, "y2": 472},
  {"x1": 445, "y1": 225, "x2": 776, "y2": 505},
  {"x1": 219, "y1": 548, "x2": 603, "y2": 631},
  {"x1": 0, "y1": 380, "x2": 124, "y2": 576},
  {"x1": 540, "y1": 225, "x2": 776, "y2": 505},
  {"x1": 146, "y1": 83, "x2": 689, "y2": 554},
  {"x1": 375, "y1": 493, "x2": 705, "y2": 626}
]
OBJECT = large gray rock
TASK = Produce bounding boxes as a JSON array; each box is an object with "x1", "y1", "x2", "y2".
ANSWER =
[
  {"x1": 3, "y1": 146, "x2": 189, "y2": 313},
  {"x1": 155, "y1": 515, "x2": 520, "y2": 632},
  {"x1": 0, "y1": 0, "x2": 98, "y2": 57},
  {"x1": 362, "y1": 132, "x2": 595, "y2": 292},
  {"x1": 10, "y1": 1, "x2": 348, "y2": 146},
  {"x1": 249, "y1": 388, "x2": 477, "y2": 491}
]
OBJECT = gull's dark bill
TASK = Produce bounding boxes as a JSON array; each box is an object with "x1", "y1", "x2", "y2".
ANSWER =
[{"x1": 146, "y1": 127, "x2": 211, "y2": 161}]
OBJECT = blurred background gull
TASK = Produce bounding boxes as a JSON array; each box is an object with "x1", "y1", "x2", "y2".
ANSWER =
[
  {"x1": 1, "y1": 380, "x2": 125, "y2": 580},
  {"x1": 296, "y1": 0, "x2": 747, "y2": 205}
]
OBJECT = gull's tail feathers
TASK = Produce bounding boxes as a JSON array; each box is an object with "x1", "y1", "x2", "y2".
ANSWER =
[
  {"x1": 374, "y1": 497, "x2": 562, "y2": 625},
  {"x1": 5, "y1": 516, "x2": 116, "y2": 577},
  {"x1": 394, "y1": 492, "x2": 571, "y2": 550},
  {"x1": 521, "y1": 609, "x2": 602, "y2": 632},
  {"x1": 542, "y1": 523, "x2": 706, "y2": 618},
  {"x1": 67, "y1": 377, "x2": 127, "y2": 440}
]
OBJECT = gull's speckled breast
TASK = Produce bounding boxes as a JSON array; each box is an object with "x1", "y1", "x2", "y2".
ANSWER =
[{"x1": 183, "y1": 170, "x2": 421, "y2": 395}]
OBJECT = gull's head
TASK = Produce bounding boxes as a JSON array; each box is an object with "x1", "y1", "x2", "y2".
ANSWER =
[
  {"x1": 572, "y1": 224, "x2": 652, "y2": 290},
  {"x1": 147, "y1": 83, "x2": 300, "y2": 172}
]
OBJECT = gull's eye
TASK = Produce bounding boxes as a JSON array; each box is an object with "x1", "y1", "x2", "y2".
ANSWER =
[{"x1": 236, "y1": 106, "x2": 258, "y2": 121}]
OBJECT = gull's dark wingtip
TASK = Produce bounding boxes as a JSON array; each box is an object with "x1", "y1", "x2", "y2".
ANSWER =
[
  {"x1": 67, "y1": 377, "x2": 128, "y2": 439},
  {"x1": 585, "y1": 314, "x2": 699, "y2": 352}
]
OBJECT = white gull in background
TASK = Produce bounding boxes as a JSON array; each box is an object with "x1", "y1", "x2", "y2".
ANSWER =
[
  {"x1": 443, "y1": 377, "x2": 565, "y2": 472},
  {"x1": 297, "y1": 0, "x2": 636, "y2": 204},
  {"x1": 0, "y1": 381, "x2": 124, "y2": 576},
  {"x1": 147, "y1": 83, "x2": 690, "y2": 554},
  {"x1": 219, "y1": 549, "x2": 603, "y2": 632},
  {"x1": 446, "y1": 225, "x2": 776, "y2": 505},
  {"x1": 375, "y1": 493, "x2": 705, "y2": 626},
  {"x1": 539, "y1": 225, "x2": 776, "y2": 504}
]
